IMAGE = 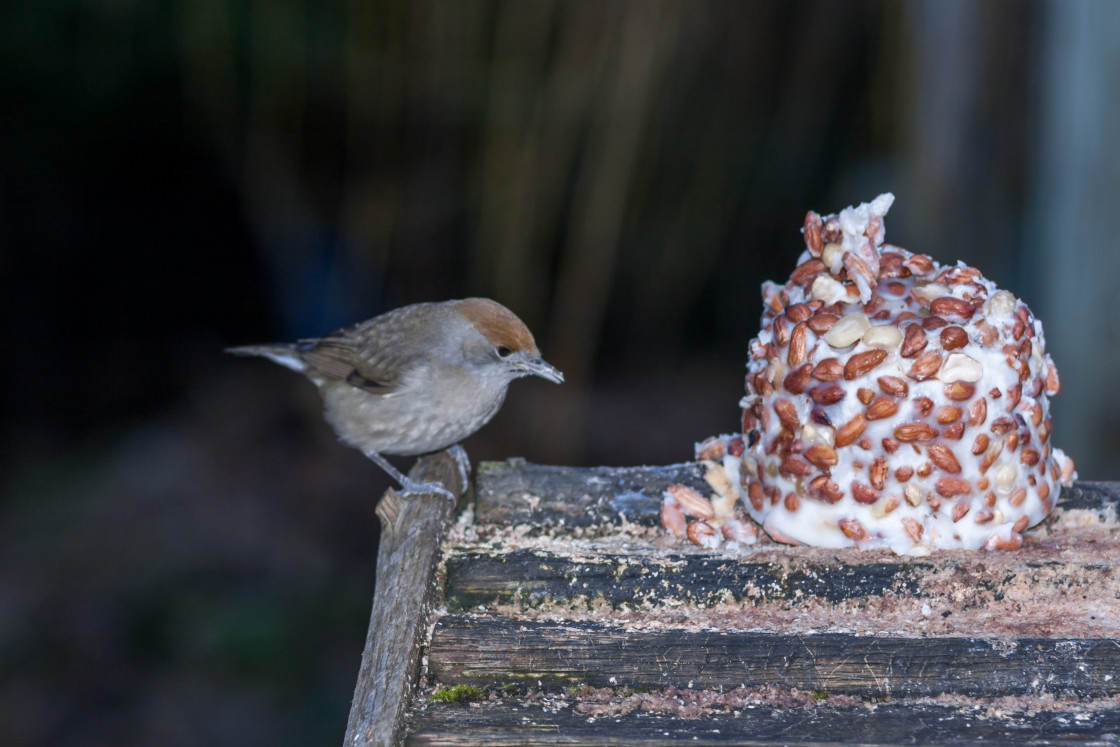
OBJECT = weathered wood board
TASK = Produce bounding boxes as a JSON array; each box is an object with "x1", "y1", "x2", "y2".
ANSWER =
[
  {"x1": 474, "y1": 459, "x2": 1116, "y2": 527},
  {"x1": 429, "y1": 616, "x2": 1120, "y2": 697},
  {"x1": 408, "y1": 701, "x2": 1120, "y2": 746},
  {"x1": 444, "y1": 549, "x2": 925, "y2": 609},
  {"x1": 472, "y1": 458, "x2": 710, "y2": 526},
  {"x1": 396, "y1": 463, "x2": 1120, "y2": 745},
  {"x1": 344, "y1": 451, "x2": 469, "y2": 747}
]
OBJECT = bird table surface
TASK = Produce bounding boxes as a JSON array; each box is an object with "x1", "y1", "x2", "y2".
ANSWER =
[{"x1": 400, "y1": 464, "x2": 1120, "y2": 746}]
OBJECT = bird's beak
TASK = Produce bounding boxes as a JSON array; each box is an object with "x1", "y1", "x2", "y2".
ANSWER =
[{"x1": 519, "y1": 356, "x2": 564, "y2": 384}]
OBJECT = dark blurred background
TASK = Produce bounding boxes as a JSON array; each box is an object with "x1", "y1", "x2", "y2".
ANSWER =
[{"x1": 2, "y1": 1, "x2": 1117, "y2": 744}]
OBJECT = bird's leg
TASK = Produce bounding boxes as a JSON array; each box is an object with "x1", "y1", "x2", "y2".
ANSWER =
[
  {"x1": 447, "y1": 444, "x2": 472, "y2": 489},
  {"x1": 363, "y1": 450, "x2": 458, "y2": 502}
]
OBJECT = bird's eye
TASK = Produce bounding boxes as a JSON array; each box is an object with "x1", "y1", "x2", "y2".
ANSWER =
[{"x1": 496, "y1": 346, "x2": 513, "y2": 358}]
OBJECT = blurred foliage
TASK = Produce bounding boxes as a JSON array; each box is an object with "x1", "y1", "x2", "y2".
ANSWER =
[{"x1": 170, "y1": 0, "x2": 914, "y2": 462}]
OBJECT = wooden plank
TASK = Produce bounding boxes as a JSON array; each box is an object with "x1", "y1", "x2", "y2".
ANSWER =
[
  {"x1": 1061, "y1": 481, "x2": 1120, "y2": 516},
  {"x1": 441, "y1": 544, "x2": 1118, "y2": 624},
  {"x1": 444, "y1": 549, "x2": 926, "y2": 611},
  {"x1": 407, "y1": 701, "x2": 1120, "y2": 746},
  {"x1": 474, "y1": 459, "x2": 708, "y2": 526},
  {"x1": 412, "y1": 471, "x2": 1120, "y2": 744},
  {"x1": 476, "y1": 459, "x2": 1119, "y2": 527},
  {"x1": 428, "y1": 616, "x2": 1120, "y2": 698},
  {"x1": 343, "y1": 451, "x2": 469, "y2": 747}
]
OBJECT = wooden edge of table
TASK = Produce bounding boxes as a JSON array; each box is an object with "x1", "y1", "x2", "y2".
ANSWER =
[{"x1": 343, "y1": 451, "x2": 469, "y2": 747}]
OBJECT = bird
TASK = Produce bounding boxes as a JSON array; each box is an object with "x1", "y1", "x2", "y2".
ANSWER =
[{"x1": 228, "y1": 298, "x2": 563, "y2": 500}]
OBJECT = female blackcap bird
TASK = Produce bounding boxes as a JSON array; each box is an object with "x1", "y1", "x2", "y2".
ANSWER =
[{"x1": 228, "y1": 298, "x2": 563, "y2": 499}]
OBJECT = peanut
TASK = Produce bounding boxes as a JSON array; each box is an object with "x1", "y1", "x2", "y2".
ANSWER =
[
  {"x1": 834, "y1": 414, "x2": 868, "y2": 447},
  {"x1": 870, "y1": 456, "x2": 888, "y2": 490},
  {"x1": 968, "y1": 398, "x2": 987, "y2": 427},
  {"x1": 862, "y1": 324, "x2": 903, "y2": 349},
  {"x1": 952, "y1": 501, "x2": 970, "y2": 523},
  {"x1": 838, "y1": 518, "x2": 869, "y2": 541},
  {"x1": 851, "y1": 482, "x2": 880, "y2": 504},
  {"x1": 928, "y1": 443, "x2": 962, "y2": 473},
  {"x1": 803, "y1": 211, "x2": 823, "y2": 255},
  {"x1": 902, "y1": 517, "x2": 923, "y2": 543},
  {"x1": 929, "y1": 296, "x2": 976, "y2": 320},
  {"x1": 779, "y1": 454, "x2": 812, "y2": 477},
  {"x1": 942, "y1": 422, "x2": 965, "y2": 440},
  {"x1": 894, "y1": 422, "x2": 938, "y2": 442},
  {"x1": 809, "y1": 475, "x2": 844, "y2": 503},
  {"x1": 935, "y1": 476, "x2": 972, "y2": 497},
  {"x1": 808, "y1": 384, "x2": 845, "y2": 406},
  {"x1": 866, "y1": 396, "x2": 899, "y2": 420},
  {"x1": 877, "y1": 375, "x2": 909, "y2": 396},
  {"x1": 787, "y1": 302, "x2": 812, "y2": 322},
  {"x1": 908, "y1": 350, "x2": 943, "y2": 381},
  {"x1": 666, "y1": 485, "x2": 715, "y2": 519},
  {"x1": 944, "y1": 381, "x2": 976, "y2": 401},
  {"x1": 790, "y1": 258, "x2": 827, "y2": 286},
  {"x1": 822, "y1": 312, "x2": 870, "y2": 348},
  {"x1": 939, "y1": 325, "x2": 969, "y2": 350},
  {"x1": 783, "y1": 363, "x2": 813, "y2": 394},
  {"x1": 905, "y1": 254, "x2": 935, "y2": 275},
  {"x1": 812, "y1": 358, "x2": 844, "y2": 381},
  {"x1": 804, "y1": 443, "x2": 839, "y2": 468},
  {"x1": 844, "y1": 349, "x2": 888, "y2": 379},
  {"x1": 935, "y1": 405, "x2": 962, "y2": 424},
  {"x1": 686, "y1": 520, "x2": 720, "y2": 548},
  {"x1": 899, "y1": 323, "x2": 928, "y2": 358},
  {"x1": 774, "y1": 399, "x2": 800, "y2": 431},
  {"x1": 788, "y1": 322, "x2": 809, "y2": 366},
  {"x1": 807, "y1": 313, "x2": 840, "y2": 335},
  {"x1": 940, "y1": 352, "x2": 983, "y2": 383}
]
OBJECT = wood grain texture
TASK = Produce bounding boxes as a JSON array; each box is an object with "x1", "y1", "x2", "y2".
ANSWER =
[
  {"x1": 428, "y1": 615, "x2": 1120, "y2": 697},
  {"x1": 343, "y1": 451, "x2": 468, "y2": 747},
  {"x1": 407, "y1": 701, "x2": 1120, "y2": 746},
  {"x1": 476, "y1": 460, "x2": 1119, "y2": 527},
  {"x1": 407, "y1": 464, "x2": 1120, "y2": 743},
  {"x1": 1061, "y1": 480, "x2": 1120, "y2": 514},
  {"x1": 441, "y1": 543, "x2": 1118, "y2": 627},
  {"x1": 444, "y1": 549, "x2": 925, "y2": 611},
  {"x1": 474, "y1": 459, "x2": 709, "y2": 526}
]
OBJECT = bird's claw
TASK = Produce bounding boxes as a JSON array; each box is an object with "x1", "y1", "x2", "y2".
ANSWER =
[
  {"x1": 363, "y1": 450, "x2": 459, "y2": 502},
  {"x1": 398, "y1": 477, "x2": 458, "y2": 502}
]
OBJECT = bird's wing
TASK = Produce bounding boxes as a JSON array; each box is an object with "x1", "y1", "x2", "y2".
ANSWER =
[
  {"x1": 298, "y1": 305, "x2": 440, "y2": 395},
  {"x1": 297, "y1": 332, "x2": 400, "y2": 395}
]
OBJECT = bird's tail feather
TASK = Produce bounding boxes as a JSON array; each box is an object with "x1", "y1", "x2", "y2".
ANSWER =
[{"x1": 226, "y1": 343, "x2": 307, "y2": 373}]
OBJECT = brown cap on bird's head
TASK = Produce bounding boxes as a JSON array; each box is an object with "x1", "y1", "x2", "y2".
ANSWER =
[
  {"x1": 455, "y1": 298, "x2": 540, "y2": 357},
  {"x1": 455, "y1": 298, "x2": 563, "y2": 384}
]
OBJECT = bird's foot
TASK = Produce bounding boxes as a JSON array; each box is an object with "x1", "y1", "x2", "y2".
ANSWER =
[
  {"x1": 363, "y1": 449, "x2": 459, "y2": 502},
  {"x1": 396, "y1": 475, "x2": 458, "y2": 502}
]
